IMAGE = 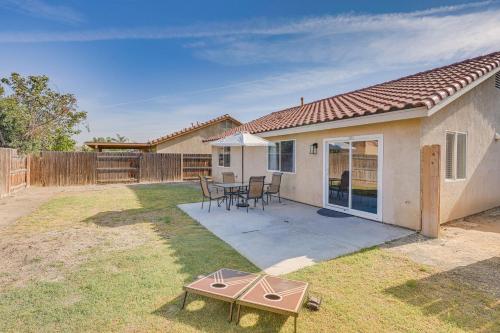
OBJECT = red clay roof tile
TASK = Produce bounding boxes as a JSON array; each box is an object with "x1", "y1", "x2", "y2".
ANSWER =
[
  {"x1": 151, "y1": 114, "x2": 241, "y2": 145},
  {"x1": 205, "y1": 51, "x2": 500, "y2": 141}
]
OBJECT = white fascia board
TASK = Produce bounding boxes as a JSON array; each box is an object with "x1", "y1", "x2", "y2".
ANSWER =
[
  {"x1": 427, "y1": 66, "x2": 500, "y2": 117},
  {"x1": 257, "y1": 107, "x2": 427, "y2": 138}
]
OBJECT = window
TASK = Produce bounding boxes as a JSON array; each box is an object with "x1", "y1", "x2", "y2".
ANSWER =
[
  {"x1": 219, "y1": 120, "x2": 232, "y2": 130},
  {"x1": 268, "y1": 142, "x2": 279, "y2": 171},
  {"x1": 267, "y1": 140, "x2": 295, "y2": 173},
  {"x1": 445, "y1": 132, "x2": 467, "y2": 180},
  {"x1": 218, "y1": 146, "x2": 230, "y2": 167}
]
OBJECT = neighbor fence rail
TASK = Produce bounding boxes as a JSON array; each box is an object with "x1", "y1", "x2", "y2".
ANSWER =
[
  {"x1": 29, "y1": 151, "x2": 211, "y2": 186},
  {"x1": 0, "y1": 149, "x2": 211, "y2": 189}
]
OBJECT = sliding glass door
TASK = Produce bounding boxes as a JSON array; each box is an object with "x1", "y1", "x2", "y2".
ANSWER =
[
  {"x1": 327, "y1": 141, "x2": 350, "y2": 208},
  {"x1": 324, "y1": 135, "x2": 382, "y2": 220}
]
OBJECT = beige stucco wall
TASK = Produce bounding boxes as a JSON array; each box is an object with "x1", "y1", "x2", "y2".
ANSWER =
[
  {"x1": 155, "y1": 120, "x2": 239, "y2": 154},
  {"x1": 421, "y1": 75, "x2": 500, "y2": 223},
  {"x1": 212, "y1": 118, "x2": 423, "y2": 230}
]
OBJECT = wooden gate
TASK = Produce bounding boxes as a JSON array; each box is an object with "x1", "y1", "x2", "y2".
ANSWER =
[
  {"x1": 0, "y1": 148, "x2": 29, "y2": 197},
  {"x1": 95, "y1": 153, "x2": 185, "y2": 184},
  {"x1": 96, "y1": 153, "x2": 140, "y2": 184},
  {"x1": 421, "y1": 145, "x2": 441, "y2": 238},
  {"x1": 182, "y1": 154, "x2": 212, "y2": 180},
  {"x1": 9, "y1": 150, "x2": 29, "y2": 193}
]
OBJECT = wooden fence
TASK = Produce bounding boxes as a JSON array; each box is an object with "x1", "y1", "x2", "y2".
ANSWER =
[
  {"x1": 31, "y1": 152, "x2": 97, "y2": 186},
  {"x1": 182, "y1": 154, "x2": 211, "y2": 180},
  {"x1": 0, "y1": 148, "x2": 30, "y2": 197},
  {"x1": 97, "y1": 153, "x2": 140, "y2": 184},
  {"x1": 29, "y1": 151, "x2": 211, "y2": 186},
  {"x1": 328, "y1": 153, "x2": 378, "y2": 186},
  {"x1": 138, "y1": 153, "x2": 182, "y2": 183}
]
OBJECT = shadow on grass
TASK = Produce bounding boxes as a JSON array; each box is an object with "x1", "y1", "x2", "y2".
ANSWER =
[
  {"x1": 385, "y1": 257, "x2": 500, "y2": 332},
  {"x1": 84, "y1": 183, "x2": 289, "y2": 332},
  {"x1": 153, "y1": 294, "x2": 288, "y2": 333}
]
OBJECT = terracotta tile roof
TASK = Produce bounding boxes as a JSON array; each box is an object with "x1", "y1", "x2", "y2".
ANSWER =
[
  {"x1": 151, "y1": 114, "x2": 241, "y2": 145},
  {"x1": 205, "y1": 51, "x2": 500, "y2": 141}
]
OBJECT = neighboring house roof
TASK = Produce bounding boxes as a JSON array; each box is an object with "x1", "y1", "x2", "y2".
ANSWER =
[
  {"x1": 84, "y1": 142, "x2": 152, "y2": 150},
  {"x1": 151, "y1": 114, "x2": 241, "y2": 145},
  {"x1": 205, "y1": 51, "x2": 500, "y2": 141},
  {"x1": 85, "y1": 114, "x2": 241, "y2": 150}
]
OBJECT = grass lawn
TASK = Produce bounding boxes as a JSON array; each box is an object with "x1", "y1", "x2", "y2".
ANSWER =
[{"x1": 0, "y1": 184, "x2": 498, "y2": 332}]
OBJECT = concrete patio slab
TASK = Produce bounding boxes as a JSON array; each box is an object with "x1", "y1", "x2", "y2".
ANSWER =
[{"x1": 178, "y1": 199, "x2": 414, "y2": 275}]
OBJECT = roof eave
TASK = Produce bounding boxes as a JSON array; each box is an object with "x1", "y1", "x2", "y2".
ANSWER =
[
  {"x1": 256, "y1": 107, "x2": 428, "y2": 138},
  {"x1": 84, "y1": 142, "x2": 152, "y2": 149}
]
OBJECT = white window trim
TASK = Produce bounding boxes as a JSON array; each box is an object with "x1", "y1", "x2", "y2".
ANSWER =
[
  {"x1": 445, "y1": 131, "x2": 467, "y2": 182},
  {"x1": 266, "y1": 139, "x2": 296, "y2": 174},
  {"x1": 217, "y1": 146, "x2": 231, "y2": 168}
]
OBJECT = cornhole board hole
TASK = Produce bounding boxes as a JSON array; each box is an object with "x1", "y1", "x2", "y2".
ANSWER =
[
  {"x1": 182, "y1": 268, "x2": 260, "y2": 322},
  {"x1": 235, "y1": 275, "x2": 309, "y2": 332}
]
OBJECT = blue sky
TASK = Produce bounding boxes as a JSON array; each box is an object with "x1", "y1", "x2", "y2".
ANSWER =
[{"x1": 1, "y1": 0, "x2": 500, "y2": 144}]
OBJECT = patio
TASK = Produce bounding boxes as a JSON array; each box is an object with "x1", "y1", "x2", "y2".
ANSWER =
[{"x1": 178, "y1": 199, "x2": 414, "y2": 274}]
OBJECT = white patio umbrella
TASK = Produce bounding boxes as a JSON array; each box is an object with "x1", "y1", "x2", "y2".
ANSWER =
[{"x1": 210, "y1": 132, "x2": 271, "y2": 183}]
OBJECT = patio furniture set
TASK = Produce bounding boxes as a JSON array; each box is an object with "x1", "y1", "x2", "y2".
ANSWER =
[
  {"x1": 182, "y1": 268, "x2": 309, "y2": 333},
  {"x1": 199, "y1": 172, "x2": 282, "y2": 212}
]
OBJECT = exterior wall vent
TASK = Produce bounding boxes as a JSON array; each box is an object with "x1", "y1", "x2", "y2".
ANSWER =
[{"x1": 496, "y1": 73, "x2": 500, "y2": 89}]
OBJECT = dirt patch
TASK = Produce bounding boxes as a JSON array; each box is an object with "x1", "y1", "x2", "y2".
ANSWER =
[
  {"x1": 384, "y1": 207, "x2": 500, "y2": 297},
  {"x1": 0, "y1": 185, "x2": 162, "y2": 290},
  {"x1": 0, "y1": 184, "x2": 128, "y2": 231},
  {"x1": 0, "y1": 220, "x2": 155, "y2": 289}
]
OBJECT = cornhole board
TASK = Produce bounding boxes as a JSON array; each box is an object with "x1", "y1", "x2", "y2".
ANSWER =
[
  {"x1": 235, "y1": 275, "x2": 309, "y2": 333},
  {"x1": 181, "y1": 268, "x2": 261, "y2": 322}
]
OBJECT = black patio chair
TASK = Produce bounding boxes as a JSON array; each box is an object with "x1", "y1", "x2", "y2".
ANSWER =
[
  {"x1": 199, "y1": 175, "x2": 225, "y2": 212},
  {"x1": 222, "y1": 171, "x2": 242, "y2": 206},
  {"x1": 337, "y1": 171, "x2": 349, "y2": 199},
  {"x1": 238, "y1": 176, "x2": 265, "y2": 212},
  {"x1": 265, "y1": 172, "x2": 282, "y2": 203}
]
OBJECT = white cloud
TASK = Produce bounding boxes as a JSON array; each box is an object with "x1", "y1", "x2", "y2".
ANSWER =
[
  {"x1": 7, "y1": 1, "x2": 495, "y2": 143},
  {"x1": 0, "y1": 0, "x2": 84, "y2": 24},
  {"x1": 0, "y1": 1, "x2": 496, "y2": 42},
  {"x1": 194, "y1": 6, "x2": 500, "y2": 66}
]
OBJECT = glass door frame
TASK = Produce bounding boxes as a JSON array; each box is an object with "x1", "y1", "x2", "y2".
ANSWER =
[{"x1": 322, "y1": 134, "x2": 383, "y2": 221}]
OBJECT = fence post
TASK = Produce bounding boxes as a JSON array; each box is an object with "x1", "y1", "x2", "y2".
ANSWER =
[
  {"x1": 94, "y1": 153, "x2": 98, "y2": 185},
  {"x1": 138, "y1": 153, "x2": 142, "y2": 183},
  {"x1": 180, "y1": 153, "x2": 184, "y2": 182},
  {"x1": 6, "y1": 148, "x2": 12, "y2": 194},
  {"x1": 421, "y1": 144, "x2": 441, "y2": 238},
  {"x1": 26, "y1": 154, "x2": 31, "y2": 188}
]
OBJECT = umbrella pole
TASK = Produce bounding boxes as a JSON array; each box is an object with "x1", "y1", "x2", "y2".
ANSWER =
[{"x1": 241, "y1": 146, "x2": 244, "y2": 184}]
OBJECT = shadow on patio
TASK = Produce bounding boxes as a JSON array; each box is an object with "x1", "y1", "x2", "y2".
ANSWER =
[{"x1": 385, "y1": 257, "x2": 500, "y2": 332}]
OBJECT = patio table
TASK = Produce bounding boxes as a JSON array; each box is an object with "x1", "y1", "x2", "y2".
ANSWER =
[
  {"x1": 213, "y1": 182, "x2": 270, "y2": 210},
  {"x1": 182, "y1": 268, "x2": 261, "y2": 322},
  {"x1": 235, "y1": 275, "x2": 309, "y2": 333}
]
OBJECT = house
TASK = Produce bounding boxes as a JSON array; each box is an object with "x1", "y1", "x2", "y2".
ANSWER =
[
  {"x1": 85, "y1": 114, "x2": 241, "y2": 153},
  {"x1": 206, "y1": 52, "x2": 500, "y2": 233},
  {"x1": 151, "y1": 114, "x2": 241, "y2": 153}
]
